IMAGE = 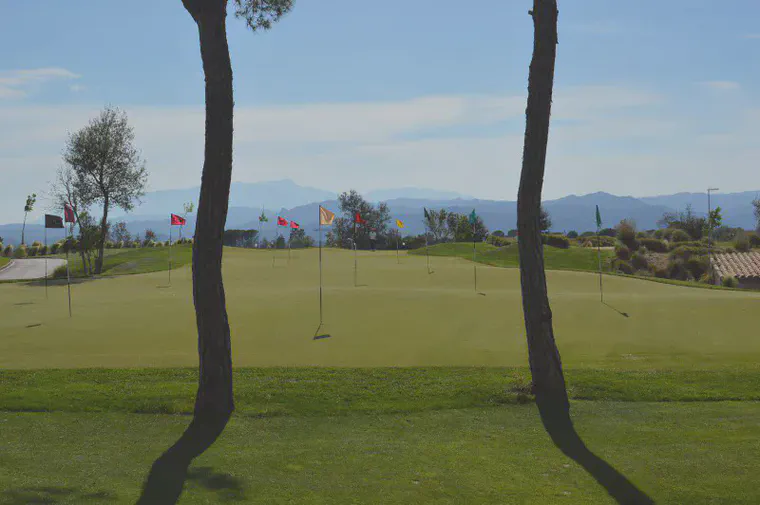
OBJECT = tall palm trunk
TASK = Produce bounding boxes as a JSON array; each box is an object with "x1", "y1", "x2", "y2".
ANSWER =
[
  {"x1": 21, "y1": 212, "x2": 28, "y2": 245},
  {"x1": 136, "y1": 2, "x2": 234, "y2": 502},
  {"x1": 517, "y1": 2, "x2": 653, "y2": 503},
  {"x1": 189, "y1": 0, "x2": 235, "y2": 421}
]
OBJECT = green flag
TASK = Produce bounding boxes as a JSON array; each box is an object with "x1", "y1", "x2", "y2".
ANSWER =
[
  {"x1": 468, "y1": 209, "x2": 477, "y2": 226},
  {"x1": 595, "y1": 205, "x2": 602, "y2": 229},
  {"x1": 259, "y1": 210, "x2": 268, "y2": 223}
]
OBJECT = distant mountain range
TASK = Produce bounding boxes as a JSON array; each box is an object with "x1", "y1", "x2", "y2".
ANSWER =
[{"x1": 2, "y1": 180, "x2": 757, "y2": 245}]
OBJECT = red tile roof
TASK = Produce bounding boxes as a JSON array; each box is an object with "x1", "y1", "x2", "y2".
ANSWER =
[{"x1": 711, "y1": 252, "x2": 760, "y2": 279}]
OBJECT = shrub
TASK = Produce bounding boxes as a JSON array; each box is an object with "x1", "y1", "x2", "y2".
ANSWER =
[
  {"x1": 615, "y1": 245, "x2": 631, "y2": 261},
  {"x1": 0, "y1": 242, "x2": 3, "y2": 253},
  {"x1": 27, "y1": 246, "x2": 38, "y2": 257},
  {"x1": 566, "y1": 231, "x2": 579, "y2": 239},
  {"x1": 616, "y1": 220, "x2": 638, "y2": 250},
  {"x1": 116, "y1": 241, "x2": 125, "y2": 249},
  {"x1": 670, "y1": 246, "x2": 708, "y2": 262},
  {"x1": 631, "y1": 251, "x2": 648, "y2": 270},
  {"x1": 670, "y1": 229, "x2": 690, "y2": 243},
  {"x1": 748, "y1": 232, "x2": 760, "y2": 248},
  {"x1": 105, "y1": 241, "x2": 115, "y2": 249},
  {"x1": 735, "y1": 237, "x2": 751, "y2": 252},
  {"x1": 39, "y1": 245, "x2": 48, "y2": 256},
  {"x1": 488, "y1": 235, "x2": 511, "y2": 247},
  {"x1": 635, "y1": 231, "x2": 649, "y2": 239},
  {"x1": 579, "y1": 231, "x2": 595, "y2": 238},
  {"x1": 652, "y1": 265, "x2": 669, "y2": 278},
  {"x1": 582, "y1": 236, "x2": 616, "y2": 247},
  {"x1": 616, "y1": 260, "x2": 634, "y2": 275},
  {"x1": 164, "y1": 240, "x2": 171, "y2": 247},
  {"x1": 722, "y1": 276, "x2": 739, "y2": 288},
  {"x1": 132, "y1": 240, "x2": 141, "y2": 248},
  {"x1": 685, "y1": 256, "x2": 709, "y2": 279},
  {"x1": 668, "y1": 260, "x2": 689, "y2": 280},
  {"x1": 31, "y1": 241, "x2": 42, "y2": 247},
  {"x1": 52, "y1": 264, "x2": 68, "y2": 279},
  {"x1": 637, "y1": 238, "x2": 667, "y2": 253},
  {"x1": 3, "y1": 245, "x2": 12, "y2": 257},
  {"x1": 50, "y1": 243, "x2": 61, "y2": 254},
  {"x1": 14, "y1": 245, "x2": 28, "y2": 259},
  {"x1": 544, "y1": 234, "x2": 570, "y2": 249}
]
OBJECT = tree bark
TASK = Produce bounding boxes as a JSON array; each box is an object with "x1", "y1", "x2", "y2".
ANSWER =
[
  {"x1": 517, "y1": 3, "x2": 654, "y2": 503},
  {"x1": 95, "y1": 196, "x2": 109, "y2": 274},
  {"x1": 21, "y1": 213, "x2": 27, "y2": 246},
  {"x1": 184, "y1": 0, "x2": 235, "y2": 420},
  {"x1": 518, "y1": 0, "x2": 566, "y2": 408}
]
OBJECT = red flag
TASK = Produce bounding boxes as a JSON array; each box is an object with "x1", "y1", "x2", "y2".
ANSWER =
[
  {"x1": 170, "y1": 213, "x2": 186, "y2": 226},
  {"x1": 290, "y1": 221, "x2": 300, "y2": 229},
  {"x1": 354, "y1": 212, "x2": 367, "y2": 225},
  {"x1": 277, "y1": 216, "x2": 288, "y2": 227},
  {"x1": 64, "y1": 203, "x2": 75, "y2": 223}
]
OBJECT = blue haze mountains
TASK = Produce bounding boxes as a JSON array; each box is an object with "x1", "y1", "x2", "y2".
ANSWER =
[{"x1": 1, "y1": 180, "x2": 757, "y2": 245}]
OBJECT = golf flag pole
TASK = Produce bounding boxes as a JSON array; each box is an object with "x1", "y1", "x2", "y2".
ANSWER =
[
  {"x1": 63, "y1": 205, "x2": 75, "y2": 318},
  {"x1": 469, "y1": 209, "x2": 478, "y2": 292},
  {"x1": 44, "y1": 226, "x2": 48, "y2": 299},
  {"x1": 317, "y1": 205, "x2": 335, "y2": 332},
  {"x1": 596, "y1": 205, "x2": 604, "y2": 303},
  {"x1": 168, "y1": 223, "x2": 172, "y2": 285}
]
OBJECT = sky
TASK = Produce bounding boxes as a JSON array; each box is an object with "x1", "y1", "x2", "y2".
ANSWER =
[{"x1": 1, "y1": 0, "x2": 759, "y2": 224}]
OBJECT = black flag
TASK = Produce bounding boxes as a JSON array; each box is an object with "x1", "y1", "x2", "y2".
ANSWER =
[{"x1": 45, "y1": 214, "x2": 64, "y2": 229}]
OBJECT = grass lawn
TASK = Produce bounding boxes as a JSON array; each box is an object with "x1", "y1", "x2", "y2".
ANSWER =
[
  {"x1": 412, "y1": 242, "x2": 617, "y2": 272},
  {"x1": 0, "y1": 257, "x2": 9, "y2": 269},
  {"x1": 49, "y1": 244, "x2": 193, "y2": 278},
  {"x1": 1, "y1": 247, "x2": 758, "y2": 369},
  {"x1": 2, "y1": 248, "x2": 760, "y2": 503}
]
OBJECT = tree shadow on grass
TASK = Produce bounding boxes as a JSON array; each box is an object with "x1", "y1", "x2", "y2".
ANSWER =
[
  {"x1": 536, "y1": 392, "x2": 654, "y2": 505},
  {"x1": 135, "y1": 413, "x2": 231, "y2": 505},
  {"x1": 186, "y1": 467, "x2": 246, "y2": 502},
  {"x1": 1, "y1": 486, "x2": 116, "y2": 504}
]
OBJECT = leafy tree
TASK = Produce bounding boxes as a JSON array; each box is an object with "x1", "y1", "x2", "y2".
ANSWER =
[
  {"x1": 424, "y1": 208, "x2": 451, "y2": 243},
  {"x1": 539, "y1": 205, "x2": 552, "y2": 232},
  {"x1": 223, "y1": 229, "x2": 258, "y2": 247},
  {"x1": 181, "y1": 201, "x2": 195, "y2": 239},
  {"x1": 333, "y1": 190, "x2": 390, "y2": 249},
  {"x1": 657, "y1": 204, "x2": 705, "y2": 240},
  {"x1": 515, "y1": 2, "x2": 652, "y2": 503},
  {"x1": 491, "y1": 230, "x2": 505, "y2": 237},
  {"x1": 49, "y1": 165, "x2": 91, "y2": 272},
  {"x1": 566, "y1": 230, "x2": 578, "y2": 239},
  {"x1": 144, "y1": 229, "x2": 157, "y2": 244},
  {"x1": 507, "y1": 229, "x2": 518, "y2": 238},
  {"x1": 275, "y1": 235, "x2": 286, "y2": 249},
  {"x1": 21, "y1": 193, "x2": 37, "y2": 245},
  {"x1": 288, "y1": 227, "x2": 307, "y2": 247},
  {"x1": 76, "y1": 211, "x2": 102, "y2": 276},
  {"x1": 137, "y1": 4, "x2": 294, "y2": 501},
  {"x1": 448, "y1": 212, "x2": 488, "y2": 242},
  {"x1": 64, "y1": 106, "x2": 147, "y2": 274},
  {"x1": 111, "y1": 221, "x2": 131, "y2": 244},
  {"x1": 615, "y1": 219, "x2": 637, "y2": 250}
]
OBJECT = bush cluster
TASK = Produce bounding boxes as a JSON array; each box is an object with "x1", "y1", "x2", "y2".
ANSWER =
[
  {"x1": 670, "y1": 229, "x2": 691, "y2": 243},
  {"x1": 631, "y1": 251, "x2": 648, "y2": 270},
  {"x1": 543, "y1": 234, "x2": 570, "y2": 249},
  {"x1": 2, "y1": 245, "x2": 11, "y2": 257},
  {"x1": 615, "y1": 245, "x2": 631, "y2": 261},
  {"x1": 721, "y1": 276, "x2": 739, "y2": 288},
  {"x1": 487, "y1": 235, "x2": 512, "y2": 247},
  {"x1": 13, "y1": 245, "x2": 28, "y2": 259},
  {"x1": 582, "y1": 236, "x2": 616, "y2": 247},
  {"x1": 638, "y1": 237, "x2": 668, "y2": 253}
]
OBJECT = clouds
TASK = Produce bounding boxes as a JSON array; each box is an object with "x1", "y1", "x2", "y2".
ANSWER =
[
  {"x1": 699, "y1": 80, "x2": 741, "y2": 91},
  {"x1": 0, "y1": 83, "x2": 758, "y2": 224},
  {"x1": 0, "y1": 67, "x2": 80, "y2": 99}
]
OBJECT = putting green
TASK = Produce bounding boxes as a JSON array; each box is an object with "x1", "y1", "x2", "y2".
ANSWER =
[{"x1": 1, "y1": 248, "x2": 758, "y2": 369}]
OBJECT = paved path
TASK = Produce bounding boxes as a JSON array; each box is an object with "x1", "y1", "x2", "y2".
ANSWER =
[{"x1": 0, "y1": 258, "x2": 67, "y2": 281}]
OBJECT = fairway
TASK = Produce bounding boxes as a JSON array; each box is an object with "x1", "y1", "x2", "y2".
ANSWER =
[{"x1": 1, "y1": 247, "x2": 758, "y2": 370}]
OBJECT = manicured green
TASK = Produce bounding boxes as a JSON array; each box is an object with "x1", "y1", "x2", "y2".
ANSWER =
[
  {"x1": 2, "y1": 368, "x2": 760, "y2": 416},
  {"x1": 0, "y1": 257, "x2": 9, "y2": 269},
  {"x1": 2, "y1": 402, "x2": 759, "y2": 504},
  {"x1": 1, "y1": 247, "x2": 759, "y2": 369},
  {"x1": 412, "y1": 242, "x2": 617, "y2": 272},
  {"x1": 52, "y1": 244, "x2": 192, "y2": 278}
]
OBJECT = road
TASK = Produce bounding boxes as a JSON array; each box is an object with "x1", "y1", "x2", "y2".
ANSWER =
[{"x1": 0, "y1": 258, "x2": 67, "y2": 281}]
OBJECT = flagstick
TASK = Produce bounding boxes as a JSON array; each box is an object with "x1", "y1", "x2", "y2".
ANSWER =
[
  {"x1": 473, "y1": 227, "x2": 477, "y2": 293},
  {"x1": 318, "y1": 221, "x2": 323, "y2": 329},
  {"x1": 66, "y1": 223, "x2": 72, "y2": 318},
  {"x1": 425, "y1": 233, "x2": 431, "y2": 274},
  {"x1": 44, "y1": 226, "x2": 48, "y2": 299},
  {"x1": 597, "y1": 226, "x2": 604, "y2": 304},
  {"x1": 396, "y1": 234, "x2": 400, "y2": 264},
  {"x1": 168, "y1": 224, "x2": 172, "y2": 286}
]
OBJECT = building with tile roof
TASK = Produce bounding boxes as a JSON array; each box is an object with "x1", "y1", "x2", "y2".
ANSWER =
[{"x1": 711, "y1": 251, "x2": 760, "y2": 289}]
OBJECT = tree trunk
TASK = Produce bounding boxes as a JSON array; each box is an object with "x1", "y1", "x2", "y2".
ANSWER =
[
  {"x1": 21, "y1": 213, "x2": 27, "y2": 246},
  {"x1": 185, "y1": 0, "x2": 235, "y2": 420},
  {"x1": 95, "y1": 196, "x2": 109, "y2": 274},
  {"x1": 517, "y1": 3, "x2": 653, "y2": 503},
  {"x1": 518, "y1": 0, "x2": 566, "y2": 406}
]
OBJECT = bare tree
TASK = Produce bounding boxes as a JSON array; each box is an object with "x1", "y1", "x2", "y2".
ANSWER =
[
  {"x1": 63, "y1": 106, "x2": 147, "y2": 274},
  {"x1": 49, "y1": 166, "x2": 91, "y2": 275},
  {"x1": 753, "y1": 197, "x2": 760, "y2": 233},
  {"x1": 137, "y1": 1, "x2": 293, "y2": 502},
  {"x1": 516, "y1": 2, "x2": 652, "y2": 503}
]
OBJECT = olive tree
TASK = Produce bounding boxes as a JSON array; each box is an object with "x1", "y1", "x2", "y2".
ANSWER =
[{"x1": 63, "y1": 106, "x2": 147, "y2": 274}]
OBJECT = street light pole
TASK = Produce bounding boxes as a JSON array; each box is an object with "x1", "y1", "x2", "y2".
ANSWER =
[{"x1": 707, "y1": 187, "x2": 719, "y2": 283}]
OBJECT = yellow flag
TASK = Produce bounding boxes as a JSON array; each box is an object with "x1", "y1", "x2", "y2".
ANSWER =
[
  {"x1": 319, "y1": 206, "x2": 335, "y2": 225},
  {"x1": 396, "y1": 219, "x2": 405, "y2": 229}
]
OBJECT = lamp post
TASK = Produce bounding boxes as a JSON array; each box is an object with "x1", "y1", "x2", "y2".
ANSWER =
[{"x1": 707, "y1": 187, "x2": 719, "y2": 283}]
